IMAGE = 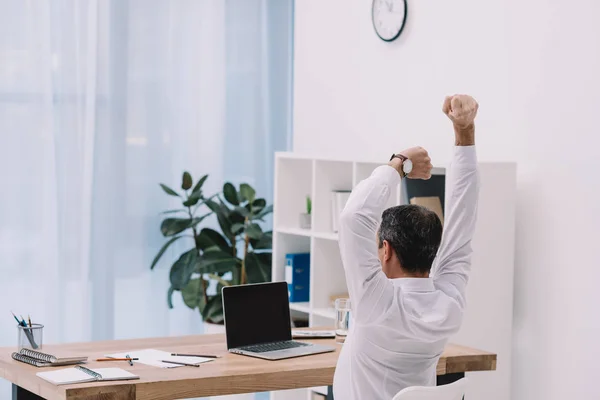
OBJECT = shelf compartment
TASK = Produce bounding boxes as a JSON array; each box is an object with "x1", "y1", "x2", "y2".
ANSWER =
[
  {"x1": 274, "y1": 156, "x2": 313, "y2": 230},
  {"x1": 311, "y1": 237, "x2": 347, "y2": 310},
  {"x1": 271, "y1": 232, "x2": 311, "y2": 283},
  {"x1": 312, "y1": 160, "x2": 353, "y2": 234}
]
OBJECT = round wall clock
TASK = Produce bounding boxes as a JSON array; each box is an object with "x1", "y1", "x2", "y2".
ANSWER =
[{"x1": 372, "y1": 0, "x2": 408, "y2": 42}]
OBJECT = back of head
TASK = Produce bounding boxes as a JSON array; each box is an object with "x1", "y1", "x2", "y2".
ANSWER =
[{"x1": 378, "y1": 205, "x2": 443, "y2": 275}]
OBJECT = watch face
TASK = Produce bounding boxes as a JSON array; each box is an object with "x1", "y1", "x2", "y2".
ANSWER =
[
  {"x1": 403, "y1": 159, "x2": 413, "y2": 174},
  {"x1": 372, "y1": 0, "x2": 408, "y2": 42}
]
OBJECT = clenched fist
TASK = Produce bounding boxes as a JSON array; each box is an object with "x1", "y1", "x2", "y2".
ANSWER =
[
  {"x1": 442, "y1": 94, "x2": 478, "y2": 146},
  {"x1": 389, "y1": 147, "x2": 432, "y2": 180}
]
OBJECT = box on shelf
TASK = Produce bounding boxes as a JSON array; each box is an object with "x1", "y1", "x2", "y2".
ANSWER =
[
  {"x1": 331, "y1": 190, "x2": 351, "y2": 232},
  {"x1": 285, "y1": 253, "x2": 310, "y2": 302}
]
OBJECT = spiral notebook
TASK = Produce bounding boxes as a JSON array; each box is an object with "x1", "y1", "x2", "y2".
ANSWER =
[
  {"x1": 37, "y1": 366, "x2": 139, "y2": 385},
  {"x1": 12, "y1": 348, "x2": 88, "y2": 367}
]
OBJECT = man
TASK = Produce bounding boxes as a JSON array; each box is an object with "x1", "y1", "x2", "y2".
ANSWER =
[{"x1": 333, "y1": 94, "x2": 480, "y2": 400}]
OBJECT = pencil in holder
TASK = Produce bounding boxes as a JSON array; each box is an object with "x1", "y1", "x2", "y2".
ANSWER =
[{"x1": 18, "y1": 323, "x2": 43, "y2": 350}]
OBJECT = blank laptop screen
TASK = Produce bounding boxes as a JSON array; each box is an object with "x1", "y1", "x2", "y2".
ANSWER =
[{"x1": 223, "y1": 282, "x2": 292, "y2": 349}]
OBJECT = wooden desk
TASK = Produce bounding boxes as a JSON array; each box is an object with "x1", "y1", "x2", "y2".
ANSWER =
[{"x1": 0, "y1": 334, "x2": 496, "y2": 400}]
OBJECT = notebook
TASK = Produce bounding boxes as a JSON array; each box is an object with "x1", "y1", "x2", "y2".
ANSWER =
[
  {"x1": 292, "y1": 330, "x2": 335, "y2": 339},
  {"x1": 105, "y1": 349, "x2": 213, "y2": 368},
  {"x1": 12, "y1": 348, "x2": 88, "y2": 367},
  {"x1": 37, "y1": 366, "x2": 139, "y2": 385}
]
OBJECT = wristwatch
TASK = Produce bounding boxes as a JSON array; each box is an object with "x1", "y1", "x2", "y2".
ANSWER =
[{"x1": 389, "y1": 153, "x2": 413, "y2": 178}]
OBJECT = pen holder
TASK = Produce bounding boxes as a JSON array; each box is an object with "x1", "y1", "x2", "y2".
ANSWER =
[{"x1": 18, "y1": 324, "x2": 43, "y2": 351}]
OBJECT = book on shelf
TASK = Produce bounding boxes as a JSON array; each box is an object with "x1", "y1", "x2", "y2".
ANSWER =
[
  {"x1": 11, "y1": 348, "x2": 88, "y2": 367},
  {"x1": 410, "y1": 196, "x2": 444, "y2": 225},
  {"x1": 331, "y1": 190, "x2": 352, "y2": 232},
  {"x1": 285, "y1": 253, "x2": 310, "y2": 302}
]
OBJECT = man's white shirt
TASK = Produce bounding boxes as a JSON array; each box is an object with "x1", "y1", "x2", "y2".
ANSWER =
[{"x1": 333, "y1": 146, "x2": 479, "y2": 400}]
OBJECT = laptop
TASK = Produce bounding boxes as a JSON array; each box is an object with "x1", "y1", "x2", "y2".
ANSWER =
[{"x1": 222, "y1": 282, "x2": 335, "y2": 360}]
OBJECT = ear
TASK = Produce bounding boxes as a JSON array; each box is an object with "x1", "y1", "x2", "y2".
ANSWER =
[{"x1": 382, "y1": 240, "x2": 394, "y2": 262}]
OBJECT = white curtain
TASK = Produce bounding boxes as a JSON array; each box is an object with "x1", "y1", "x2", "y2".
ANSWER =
[{"x1": 0, "y1": 0, "x2": 292, "y2": 396}]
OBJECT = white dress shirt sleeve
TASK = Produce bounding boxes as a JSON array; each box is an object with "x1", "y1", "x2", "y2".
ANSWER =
[
  {"x1": 338, "y1": 165, "x2": 399, "y2": 323},
  {"x1": 432, "y1": 146, "x2": 480, "y2": 310}
]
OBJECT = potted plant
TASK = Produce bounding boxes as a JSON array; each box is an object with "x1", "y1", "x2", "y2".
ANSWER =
[
  {"x1": 300, "y1": 195, "x2": 312, "y2": 229},
  {"x1": 150, "y1": 172, "x2": 273, "y2": 325}
]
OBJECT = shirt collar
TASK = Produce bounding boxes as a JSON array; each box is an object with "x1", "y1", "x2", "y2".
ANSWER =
[{"x1": 390, "y1": 277, "x2": 435, "y2": 292}]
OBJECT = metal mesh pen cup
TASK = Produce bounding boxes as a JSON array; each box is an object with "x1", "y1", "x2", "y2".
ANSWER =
[{"x1": 18, "y1": 323, "x2": 43, "y2": 351}]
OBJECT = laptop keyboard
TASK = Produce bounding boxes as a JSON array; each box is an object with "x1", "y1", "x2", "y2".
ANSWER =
[{"x1": 240, "y1": 340, "x2": 310, "y2": 353}]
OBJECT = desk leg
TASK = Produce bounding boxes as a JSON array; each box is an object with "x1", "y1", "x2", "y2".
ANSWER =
[
  {"x1": 324, "y1": 373, "x2": 465, "y2": 400},
  {"x1": 326, "y1": 386, "x2": 334, "y2": 400},
  {"x1": 436, "y1": 372, "x2": 465, "y2": 386},
  {"x1": 12, "y1": 385, "x2": 44, "y2": 400}
]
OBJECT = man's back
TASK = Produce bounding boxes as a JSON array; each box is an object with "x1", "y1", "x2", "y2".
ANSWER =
[
  {"x1": 333, "y1": 95, "x2": 480, "y2": 400},
  {"x1": 334, "y1": 279, "x2": 464, "y2": 399}
]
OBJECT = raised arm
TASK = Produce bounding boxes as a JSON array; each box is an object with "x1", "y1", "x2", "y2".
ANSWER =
[
  {"x1": 432, "y1": 94, "x2": 480, "y2": 310},
  {"x1": 338, "y1": 147, "x2": 432, "y2": 321}
]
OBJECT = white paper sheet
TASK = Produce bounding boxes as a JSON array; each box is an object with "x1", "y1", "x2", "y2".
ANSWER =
[{"x1": 105, "y1": 349, "x2": 213, "y2": 368}]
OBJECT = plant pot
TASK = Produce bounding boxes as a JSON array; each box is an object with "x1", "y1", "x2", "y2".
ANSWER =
[{"x1": 299, "y1": 213, "x2": 311, "y2": 229}]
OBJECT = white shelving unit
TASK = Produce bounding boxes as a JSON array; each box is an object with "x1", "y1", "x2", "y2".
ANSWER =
[{"x1": 270, "y1": 152, "x2": 516, "y2": 400}]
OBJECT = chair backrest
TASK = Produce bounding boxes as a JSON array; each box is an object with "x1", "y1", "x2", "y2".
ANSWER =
[{"x1": 391, "y1": 378, "x2": 468, "y2": 400}]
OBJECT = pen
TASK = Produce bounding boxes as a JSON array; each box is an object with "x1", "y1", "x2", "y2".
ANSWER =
[
  {"x1": 126, "y1": 354, "x2": 134, "y2": 366},
  {"x1": 11, "y1": 312, "x2": 24, "y2": 326},
  {"x1": 171, "y1": 353, "x2": 220, "y2": 359},
  {"x1": 11, "y1": 312, "x2": 38, "y2": 349},
  {"x1": 161, "y1": 360, "x2": 200, "y2": 367},
  {"x1": 96, "y1": 358, "x2": 139, "y2": 362}
]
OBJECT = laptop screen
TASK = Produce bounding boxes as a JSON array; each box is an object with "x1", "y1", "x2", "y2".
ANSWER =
[{"x1": 223, "y1": 282, "x2": 292, "y2": 349}]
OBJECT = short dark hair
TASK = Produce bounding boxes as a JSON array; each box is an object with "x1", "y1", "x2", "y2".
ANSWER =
[{"x1": 378, "y1": 205, "x2": 443, "y2": 275}]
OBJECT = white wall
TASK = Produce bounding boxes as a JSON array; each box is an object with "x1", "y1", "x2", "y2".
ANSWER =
[{"x1": 293, "y1": 0, "x2": 600, "y2": 399}]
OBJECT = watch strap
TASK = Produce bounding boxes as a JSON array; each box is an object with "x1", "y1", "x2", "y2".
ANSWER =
[{"x1": 389, "y1": 153, "x2": 408, "y2": 178}]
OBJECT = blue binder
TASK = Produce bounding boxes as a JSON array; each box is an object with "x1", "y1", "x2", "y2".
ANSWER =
[{"x1": 285, "y1": 253, "x2": 310, "y2": 302}]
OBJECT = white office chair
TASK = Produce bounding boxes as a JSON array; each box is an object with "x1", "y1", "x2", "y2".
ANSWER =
[{"x1": 391, "y1": 378, "x2": 468, "y2": 400}]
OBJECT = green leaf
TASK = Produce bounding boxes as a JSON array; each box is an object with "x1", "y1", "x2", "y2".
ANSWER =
[
  {"x1": 167, "y1": 286, "x2": 175, "y2": 309},
  {"x1": 169, "y1": 248, "x2": 199, "y2": 290},
  {"x1": 251, "y1": 204, "x2": 273, "y2": 221},
  {"x1": 245, "y1": 252, "x2": 272, "y2": 284},
  {"x1": 223, "y1": 182, "x2": 239, "y2": 205},
  {"x1": 161, "y1": 218, "x2": 193, "y2": 236},
  {"x1": 160, "y1": 183, "x2": 180, "y2": 197},
  {"x1": 206, "y1": 199, "x2": 234, "y2": 241},
  {"x1": 160, "y1": 215, "x2": 209, "y2": 237},
  {"x1": 250, "y1": 231, "x2": 272, "y2": 250},
  {"x1": 234, "y1": 206, "x2": 250, "y2": 218},
  {"x1": 150, "y1": 235, "x2": 183, "y2": 270},
  {"x1": 239, "y1": 183, "x2": 256, "y2": 203},
  {"x1": 245, "y1": 223, "x2": 263, "y2": 240},
  {"x1": 251, "y1": 198, "x2": 266, "y2": 213},
  {"x1": 183, "y1": 190, "x2": 204, "y2": 207},
  {"x1": 161, "y1": 209, "x2": 187, "y2": 215},
  {"x1": 196, "y1": 228, "x2": 231, "y2": 253},
  {"x1": 230, "y1": 223, "x2": 245, "y2": 235},
  {"x1": 181, "y1": 278, "x2": 207, "y2": 310},
  {"x1": 182, "y1": 171, "x2": 193, "y2": 190},
  {"x1": 196, "y1": 249, "x2": 241, "y2": 274},
  {"x1": 192, "y1": 174, "x2": 208, "y2": 194},
  {"x1": 201, "y1": 294, "x2": 224, "y2": 323}
]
